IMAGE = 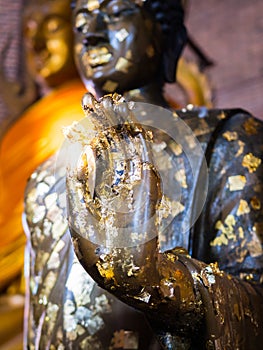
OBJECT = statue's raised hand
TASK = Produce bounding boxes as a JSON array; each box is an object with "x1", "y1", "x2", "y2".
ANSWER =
[{"x1": 66, "y1": 93, "x2": 165, "y2": 293}]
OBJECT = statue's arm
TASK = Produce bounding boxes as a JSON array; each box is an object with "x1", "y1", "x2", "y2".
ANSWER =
[{"x1": 69, "y1": 98, "x2": 263, "y2": 348}]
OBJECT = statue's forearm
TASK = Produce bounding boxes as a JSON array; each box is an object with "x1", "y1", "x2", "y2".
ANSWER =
[
  {"x1": 155, "y1": 253, "x2": 263, "y2": 349},
  {"x1": 72, "y1": 235, "x2": 204, "y2": 334},
  {"x1": 194, "y1": 261, "x2": 263, "y2": 349},
  {"x1": 73, "y1": 235, "x2": 263, "y2": 348}
]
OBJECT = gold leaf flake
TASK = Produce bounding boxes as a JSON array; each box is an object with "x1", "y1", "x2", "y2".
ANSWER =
[
  {"x1": 35, "y1": 251, "x2": 50, "y2": 273},
  {"x1": 102, "y1": 80, "x2": 118, "y2": 92},
  {"x1": 96, "y1": 259, "x2": 115, "y2": 281},
  {"x1": 235, "y1": 140, "x2": 245, "y2": 157},
  {"x1": 75, "y1": 43, "x2": 82, "y2": 55},
  {"x1": 200, "y1": 266, "x2": 216, "y2": 287},
  {"x1": 247, "y1": 231, "x2": 263, "y2": 257},
  {"x1": 87, "y1": 0, "x2": 100, "y2": 11},
  {"x1": 152, "y1": 141, "x2": 166, "y2": 153},
  {"x1": 54, "y1": 240, "x2": 66, "y2": 254},
  {"x1": 238, "y1": 227, "x2": 244, "y2": 239},
  {"x1": 46, "y1": 204, "x2": 62, "y2": 222},
  {"x1": 115, "y1": 57, "x2": 132, "y2": 73},
  {"x1": 125, "y1": 50, "x2": 132, "y2": 60},
  {"x1": 217, "y1": 111, "x2": 226, "y2": 120},
  {"x1": 154, "y1": 152, "x2": 173, "y2": 170},
  {"x1": 170, "y1": 142, "x2": 182, "y2": 156},
  {"x1": 243, "y1": 118, "x2": 259, "y2": 135},
  {"x1": 174, "y1": 169, "x2": 187, "y2": 188},
  {"x1": 237, "y1": 199, "x2": 250, "y2": 216},
  {"x1": 210, "y1": 234, "x2": 228, "y2": 246},
  {"x1": 46, "y1": 303, "x2": 59, "y2": 333},
  {"x1": 185, "y1": 135, "x2": 196, "y2": 149},
  {"x1": 193, "y1": 119, "x2": 211, "y2": 137},
  {"x1": 67, "y1": 330, "x2": 77, "y2": 341},
  {"x1": 47, "y1": 251, "x2": 61, "y2": 270},
  {"x1": 168, "y1": 199, "x2": 185, "y2": 217},
  {"x1": 156, "y1": 196, "x2": 185, "y2": 226},
  {"x1": 32, "y1": 205, "x2": 46, "y2": 224},
  {"x1": 225, "y1": 215, "x2": 236, "y2": 228},
  {"x1": 39, "y1": 272, "x2": 57, "y2": 304},
  {"x1": 215, "y1": 220, "x2": 224, "y2": 231},
  {"x1": 242, "y1": 153, "x2": 262, "y2": 173},
  {"x1": 116, "y1": 28, "x2": 129, "y2": 42},
  {"x1": 133, "y1": 289, "x2": 151, "y2": 303},
  {"x1": 223, "y1": 131, "x2": 238, "y2": 141},
  {"x1": 84, "y1": 47, "x2": 112, "y2": 66},
  {"x1": 228, "y1": 175, "x2": 246, "y2": 191},
  {"x1": 250, "y1": 196, "x2": 261, "y2": 210},
  {"x1": 211, "y1": 215, "x2": 236, "y2": 246},
  {"x1": 220, "y1": 167, "x2": 226, "y2": 176},
  {"x1": 44, "y1": 193, "x2": 57, "y2": 208},
  {"x1": 76, "y1": 325, "x2": 86, "y2": 336},
  {"x1": 126, "y1": 88, "x2": 140, "y2": 97},
  {"x1": 166, "y1": 252, "x2": 177, "y2": 262},
  {"x1": 146, "y1": 45, "x2": 155, "y2": 58},
  {"x1": 85, "y1": 64, "x2": 93, "y2": 77}
]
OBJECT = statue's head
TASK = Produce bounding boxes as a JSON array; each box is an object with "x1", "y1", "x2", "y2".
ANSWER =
[
  {"x1": 71, "y1": 0, "x2": 187, "y2": 94},
  {"x1": 23, "y1": 0, "x2": 78, "y2": 88}
]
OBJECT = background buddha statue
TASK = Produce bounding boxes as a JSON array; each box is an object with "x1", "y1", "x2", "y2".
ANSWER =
[
  {"x1": 0, "y1": 0, "x2": 81, "y2": 137},
  {"x1": 0, "y1": 0, "x2": 86, "y2": 348},
  {"x1": 23, "y1": 0, "x2": 79, "y2": 94},
  {"x1": 22, "y1": 0, "x2": 262, "y2": 349}
]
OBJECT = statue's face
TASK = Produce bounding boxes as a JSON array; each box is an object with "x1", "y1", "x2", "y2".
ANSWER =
[
  {"x1": 73, "y1": 0, "x2": 162, "y2": 94},
  {"x1": 23, "y1": 0, "x2": 77, "y2": 87}
]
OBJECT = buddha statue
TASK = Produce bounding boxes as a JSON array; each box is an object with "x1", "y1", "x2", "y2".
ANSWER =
[
  {"x1": 0, "y1": 0, "x2": 85, "y2": 295},
  {"x1": 23, "y1": 0, "x2": 79, "y2": 93},
  {"x1": 23, "y1": 0, "x2": 263, "y2": 349}
]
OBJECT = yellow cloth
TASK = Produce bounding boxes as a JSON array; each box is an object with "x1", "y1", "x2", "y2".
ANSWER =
[{"x1": 0, "y1": 79, "x2": 86, "y2": 291}]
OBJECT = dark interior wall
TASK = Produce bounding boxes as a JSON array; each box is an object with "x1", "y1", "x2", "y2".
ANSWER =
[
  {"x1": 185, "y1": 0, "x2": 263, "y2": 119},
  {"x1": 0, "y1": 0, "x2": 25, "y2": 127}
]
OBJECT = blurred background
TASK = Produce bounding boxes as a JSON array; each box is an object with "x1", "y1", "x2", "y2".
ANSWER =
[{"x1": 185, "y1": 0, "x2": 263, "y2": 119}]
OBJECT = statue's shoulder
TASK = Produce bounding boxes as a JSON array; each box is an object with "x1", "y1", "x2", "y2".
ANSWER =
[{"x1": 176, "y1": 107, "x2": 263, "y2": 145}]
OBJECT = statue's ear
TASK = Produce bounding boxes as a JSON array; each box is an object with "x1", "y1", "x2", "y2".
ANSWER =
[{"x1": 163, "y1": 25, "x2": 187, "y2": 83}]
